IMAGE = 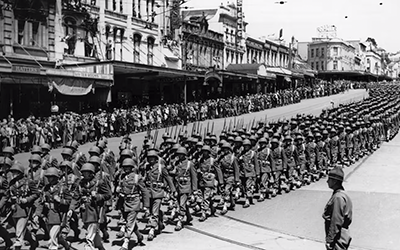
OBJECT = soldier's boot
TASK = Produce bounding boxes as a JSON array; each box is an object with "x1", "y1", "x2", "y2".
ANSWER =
[
  {"x1": 120, "y1": 238, "x2": 130, "y2": 250},
  {"x1": 134, "y1": 227, "x2": 144, "y2": 244},
  {"x1": 147, "y1": 228, "x2": 155, "y2": 241},
  {"x1": 185, "y1": 209, "x2": 193, "y2": 224},
  {"x1": 243, "y1": 199, "x2": 250, "y2": 208},
  {"x1": 249, "y1": 197, "x2": 254, "y2": 205},
  {"x1": 257, "y1": 193, "x2": 265, "y2": 202},
  {"x1": 271, "y1": 189, "x2": 277, "y2": 197},
  {"x1": 142, "y1": 207, "x2": 150, "y2": 220},
  {"x1": 221, "y1": 203, "x2": 228, "y2": 215},
  {"x1": 175, "y1": 220, "x2": 183, "y2": 231},
  {"x1": 234, "y1": 187, "x2": 241, "y2": 201},
  {"x1": 116, "y1": 225, "x2": 126, "y2": 238},
  {"x1": 199, "y1": 212, "x2": 207, "y2": 222}
]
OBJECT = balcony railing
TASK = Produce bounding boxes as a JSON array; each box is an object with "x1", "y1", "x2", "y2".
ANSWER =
[
  {"x1": 131, "y1": 17, "x2": 158, "y2": 29},
  {"x1": 105, "y1": 9, "x2": 128, "y2": 20}
]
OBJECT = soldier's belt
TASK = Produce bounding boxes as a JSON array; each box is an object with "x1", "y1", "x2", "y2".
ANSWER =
[
  {"x1": 150, "y1": 182, "x2": 164, "y2": 188},
  {"x1": 125, "y1": 194, "x2": 140, "y2": 198}
]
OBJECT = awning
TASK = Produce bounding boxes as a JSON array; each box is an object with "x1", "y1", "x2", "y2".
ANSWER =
[
  {"x1": 284, "y1": 76, "x2": 292, "y2": 82},
  {"x1": 267, "y1": 67, "x2": 292, "y2": 76},
  {"x1": 48, "y1": 77, "x2": 95, "y2": 96},
  {"x1": 205, "y1": 69, "x2": 223, "y2": 83},
  {"x1": 226, "y1": 64, "x2": 276, "y2": 79}
]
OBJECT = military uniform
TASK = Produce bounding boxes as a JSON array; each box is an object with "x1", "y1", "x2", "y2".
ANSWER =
[
  {"x1": 219, "y1": 148, "x2": 239, "y2": 212},
  {"x1": 256, "y1": 145, "x2": 273, "y2": 200},
  {"x1": 237, "y1": 146, "x2": 259, "y2": 206}
]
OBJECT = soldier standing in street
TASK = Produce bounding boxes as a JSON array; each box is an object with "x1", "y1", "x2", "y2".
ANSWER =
[
  {"x1": 256, "y1": 137, "x2": 273, "y2": 201},
  {"x1": 323, "y1": 167, "x2": 353, "y2": 250}
]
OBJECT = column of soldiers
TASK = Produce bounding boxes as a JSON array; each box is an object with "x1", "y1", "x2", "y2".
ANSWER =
[{"x1": 0, "y1": 84, "x2": 400, "y2": 250}]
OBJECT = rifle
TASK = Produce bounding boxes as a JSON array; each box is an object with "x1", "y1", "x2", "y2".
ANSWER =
[
  {"x1": 153, "y1": 129, "x2": 159, "y2": 149},
  {"x1": 222, "y1": 118, "x2": 227, "y2": 132},
  {"x1": 206, "y1": 121, "x2": 210, "y2": 135},
  {"x1": 228, "y1": 119, "x2": 232, "y2": 132},
  {"x1": 211, "y1": 121, "x2": 215, "y2": 134}
]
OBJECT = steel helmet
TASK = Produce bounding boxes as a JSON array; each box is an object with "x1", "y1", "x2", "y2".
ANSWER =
[
  {"x1": 88, "y1": 146, "x2": 101, "y2": 155},
  {"x1": 176, "y1": 147, "x2": 187, "y2": 156},
  {"x1": 166, "y1": 138, "x2": 175, "y2": 144},
  {"x1": 61, "y1": 148, "x2": 73, "y2": 157},
  {"x1": 120, "y1": 149, "x2": 133, "y2": 158},
  {"x1": 243, "y1": 139, "x2": 251, "y2": 146},
  {"x1": 221, "y1": 142, "x2": 232, "y2": 151},
  {"x1": 97, "y1": 140, "x2": 106, "y2": 149},
  {"x1": 172, "y1": 143, "x2": 181, "y2": 151},
  {"x1": 147, "y1": 150, "x2": 158, "y2": 158},
  {"x1": 9, "y1": 163, "x2": 24, "y2": 174},
  {"x1": 2, "y1": 147, "x2": 15, "y2": 155},
  {"x1": 196, "y1": 141, "x2": 204, "y2": 147},
  {"x1": 89, "y1": 156, "x2": 101, "y2": 165},
  {"x1": 271, "y1": 138, "x2": 279, "y2": 144},
  {"x1": 80, "y1": 163, "x2": 95, "y2": 173},
  {"x1": 249, "y1": 135, "x2": 257, "y2": 141},
  {"x1": 66, "y1": 141, "x2": 79, "y2": 150},
  {"x1": 201, "y1": 145, "x2": 211, "y2": 152},
  {"x1": 59, "y1": 161, "x2": 73, "y2": 170},
  {"x1": 29, "y1": 154, "x2": 42, "y2": 163},
  {"x1": 45, "y1": 167, "x2": 60, "y2": 178},
  {"x1": 122, "y1": 158, "x2": 136, "y2": 167},
  {"x1": 283, "y1": 135, "x2": 292, "y2": 142},
  {"x1": 41, "y1": 143, "x2": 51, "y2": 152},
  {"x1": 31, "y1": 145, "x2": 42, "y2": 154},
  {"x1": 258, "y1": 137, "x2": 268, "y2": 144},
  {"x1": 234, "y1": 136, "x2": 243, "y2": 143},
  {"x1": 0, "y1": 157, "x2": 12, "y2": 167},
  {"x1": 162, "y1": 133, "x2": 170, "y2": 139}
]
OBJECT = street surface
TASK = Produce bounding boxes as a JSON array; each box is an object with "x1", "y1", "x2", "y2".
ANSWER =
[{"x1": 9, "y1": 89, "x2": 399, "y2": 250}]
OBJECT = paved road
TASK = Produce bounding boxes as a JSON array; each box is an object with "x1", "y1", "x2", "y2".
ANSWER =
[{"x1": 10, "y1": 89, "x2": 388, "y2": 250}]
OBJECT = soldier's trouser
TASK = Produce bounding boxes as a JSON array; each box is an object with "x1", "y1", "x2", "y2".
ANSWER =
[
  {"x1": 0, "y1": 224, "x2": 12, "y2": 247},
  {"x1": 14, "y1": 217, "x2": 35, "y2": 248},
  {"x1": 85, "y1": 223, "x2": 104, "y2": 250},
  {"x1": 241, "y1": 177, "x2": 255, "y2": 198},
  {"x1": 199, "y1": 187, "x2": 215, "y2": 215},
  {"x1": 273, "y1": 171, "x2": 282, "y2": 189},
  {"x1": 123, "y1": 211, "x2": 138, "y2": 238},
  {"x1": 223, "y1": 176, "x2": 236, "y2": 206},
  {"x1": 147, "y1": 198, "x2": 162, "y2": 229},
  {"x1": 259, "y1": 173, "x2": 271, "y2": 194},
  {"x1": 177, "y1": 193, "x2": 190, "y2": 222},
  {"x1": 47, "y1": 225, "x2": 63, "y2": 250}
]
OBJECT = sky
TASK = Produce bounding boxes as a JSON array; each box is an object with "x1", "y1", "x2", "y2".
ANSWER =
[{"x1": 182, "y1": 0, "x2": 400, "y2": 54}]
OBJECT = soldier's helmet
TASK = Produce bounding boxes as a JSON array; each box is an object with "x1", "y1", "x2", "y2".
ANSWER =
[
  {"x1": 31, "y1": 145, "x2": 42, "y2": 154},
  {"x1": 196, "y1": 141, "x2": 204, "y2": 148},
  {"x1": 242, "y1": 139, "x2": 251, "y2": 146},
  {"x1": 41, "y1": 143, "x2": 51, "y2": 152},
  {"x1": 9, "y1": 163, "x2": 24, "y2": 174},
  {"x1": 234, "y1": 136, "x2": 243, "y2": 143},
  {"x1": 284, "y1": 135, "x2": 292, "y2": 142},
  {"x1": 249, "y1": 135, "x2": 257, "y2": 142},
  {"x1": 89, "y1": 156, "x2": 101, "y2": 165},
  {"x1": 122, "y1": 158, "x2": 136, "y2": 168},
  {"x1": 271, "y1": 138, "x2": 279, "y2": 144},
  {"x1": 81, "y1": 163, "x2": 95, "y2": 174},
  {"x1": 176, "y1": 147, "x2": 188, "y2": 156},
  {"x1": 29, "y1": 154, "x2": 42, "y2": 163},
  {"x1": 315, "y1": 132, "x2": 322, "y2": 138},
  {"x1": 97, "y1": 140, "x2": 106, "y2": 149},
  {"x1": 61, "y1": 148, "x2": 73, "y2": 157},
  {"x1": 147, "y1": 150, "x2": 159, "y2": 158},
  {"x1": 166, "y1": 138, "x2": 175, "y2": 144},
  {"x1": 0, "y1": 156, "x2": 12, "y2": 168},
  {"x1": 59, "y1": 161, "x2": 73, "y2": 170},
  {"x1": 258, "y1": 137, "x2": 268, "y2": 144},
  {"x1": 162, "y1": 133, "x2": 170, "y2": 139},
  {"x1": 45, "y1": 167, "x2": 60, "y2": 178},
  {"x1": 120, "y1": 149, "x2": 134, "y2": 158},
  {"x1": 2, "y1": 147, "x2": 15, "y2": 156},
  {"x1": 89, "y1": 146, "x2": 101, "y2": 156},
  {"x1": 201, "y1": 145, "x2": 211, "y2": 152},
  {"x1": 171, "y1": 143, "x2": 181, "y2": 151},
  {"x1": 66, "y1": 141, "x2": 79, "y2": 150},
  {"x1": 295, "y1": 135, "x2": 304, "y2": 141},
  {"x1": 221, "y1": 142, "x2": 232, "y2": 151}
]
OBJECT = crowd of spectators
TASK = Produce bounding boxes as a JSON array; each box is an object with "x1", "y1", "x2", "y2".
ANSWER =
[{"x1": 0, "y1": 80, "x2": 365, "y2": 153}]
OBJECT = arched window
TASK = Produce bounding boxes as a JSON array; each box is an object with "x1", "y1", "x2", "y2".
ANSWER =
[
  {"x1": 133, "y1": 33, "x2": 142, "y2": 63},
  {"x1": 147, "y1": 36, "x2": 155, "y2": 65}
]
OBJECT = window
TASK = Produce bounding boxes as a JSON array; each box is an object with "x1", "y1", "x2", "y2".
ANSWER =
[
  {"x1": 316, "y1": 48, "x2": 319, "y2": 57},
  {"x1": 321, "y1": 48, "x2": 325, "y2": 57},
  {"x1": 63, "y1": 17, "x2": 77, "y2": 55},
  {"x1": 333, "y1": 47, "x2": 338, "y2": 56},
  {"x1": 333, "y1": 60, "x2": 338, "y2": 70},
  {"x1": 17, "y1": 20, "x2": 25, "y2": 44},
  {"x1": 31, "y1": 22, "x2": 40, "y2": 46},
  {"x1": 311, "y1": 49, "x2": 314, "y2": 58},
  {"x1": 321, "y1": 61, "x2": 324, "y2": 71},
  {"x1": 316, "y1": 62, "x2": 319, "y2": 70},
  {"x1": 147, "y1": 37, "x2": 154, "y2": 65},
  {"x1": 120, "y1": 0, "x2": 123, "y2": 12},
  {"x1": 133, "y1": 33, "x2": 141, "y2": 63}
]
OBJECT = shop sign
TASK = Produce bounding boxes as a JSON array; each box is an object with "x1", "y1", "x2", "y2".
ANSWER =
[
  {"x1": 12, "y1": 66, "x2": 41, "y2": 74},
  {"x1": 46, "y1": 69, "x2": 113, "y2": 80}
]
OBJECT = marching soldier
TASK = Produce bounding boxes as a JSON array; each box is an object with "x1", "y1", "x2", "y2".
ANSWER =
[
  {"x1": 70, "y1": 163, "x2": 111, "y2": 250},
  {"x1": 256, "y1": 137, "x2": 273, "y2": 201},
  {"x1": 283, "y1": 135, "x2": 298, "y2": 191},
  {"x1": 270, "y1": 138, "x2": 286, "y2": 194},
  {"x1": 197, "y1": 145, "x2": 223, "y2": 221},
  {"x1": 115, "y1": 158, "x2": 145, "y2": 250},
  {"x1": 305, "y1": 133, "x2": 319, "y2": 182},
  {"x1": 0, "y1": 157, "x2": 12, "y2": 250},
  {"x1": 218, "y1": 142, "x2": 239, "y2": 214},
  {"x1": 35, "y1": 167, "x2": 71, "y2": 250},
  {"x1": 295, "y1": 135, "x2": 307, "y2": 186},
  {"x1": 237, "y1": 139, "x2": 259, "y2": 208},
  {"x1": 41, "y1": 143, "x2": 58, "y2": 170},
  {"x1": 172, "y1": 147, "x2": 197, "y2": 231},
  {"x1": 142, "y1": 150, "x2": 176, "y2": 241},
  {"x1": 7, "y1": 162, "x2": 39, "y2": 250}
]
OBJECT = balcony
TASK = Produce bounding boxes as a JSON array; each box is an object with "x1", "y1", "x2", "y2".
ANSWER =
[
  {"x1": 105, "y1": 9, "x2": 128, "y2": 20},
  {"x1": 131, "y1": 17, "x2": 158, "y2": 29}
]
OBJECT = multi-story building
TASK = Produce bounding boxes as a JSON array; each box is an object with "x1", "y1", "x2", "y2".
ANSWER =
[{"x1": 246, "y1": 37, "x2": 265, "y2": 64}]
